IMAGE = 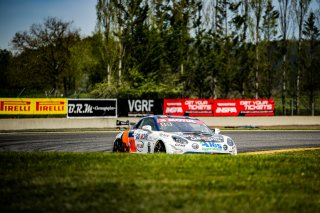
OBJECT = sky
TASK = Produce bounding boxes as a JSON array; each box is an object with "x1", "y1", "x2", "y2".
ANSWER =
[{"x1": 0, "y1": 0, "x2": 97, "y2": 50}]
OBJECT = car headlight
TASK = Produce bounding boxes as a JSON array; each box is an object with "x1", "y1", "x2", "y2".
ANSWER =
[
  {"x1": 227, "y1": 138, "x2": 234, "y2": 146},
  {"x1": 172, "y1": 136, "x2": 188, "y2": 144},
  {"x1": 211, "y1": 135, "x2": 224, "y2": 142},
  {"x1": 170, "y1": 145, "x2": 184, "y2": 154}
]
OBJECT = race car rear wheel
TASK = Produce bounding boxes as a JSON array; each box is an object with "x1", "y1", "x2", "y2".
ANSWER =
[
  {"x1": 154, "y1": 141, "x2": 166, "y2": 153},
  {"x1": 113, "y1": 140, "x2": 124, "y2": 152}
]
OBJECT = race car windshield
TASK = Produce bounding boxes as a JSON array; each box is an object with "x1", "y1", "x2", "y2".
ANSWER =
[{"x1": 158, "y1": 121, "x2": 212, "y2": 134}]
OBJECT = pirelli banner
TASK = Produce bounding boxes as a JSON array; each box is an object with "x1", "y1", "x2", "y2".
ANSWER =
[
  {"x1": 164, "y1": 99, "x2": 274, "y2": 116},
  {"x1": 0, "y1": 98, "x2": 67, "y2": 115},
  {"x1": 68, "y1": 99, "x2": 117, "y2": 118}
]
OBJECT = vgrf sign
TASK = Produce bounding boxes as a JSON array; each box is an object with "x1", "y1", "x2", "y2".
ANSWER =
[{"x1": 117, "y1": 99, "x2": 163, "y2": 117}]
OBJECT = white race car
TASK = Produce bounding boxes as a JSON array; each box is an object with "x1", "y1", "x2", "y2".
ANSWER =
[{"x1": 113, "y1": 115, "x2": 237, "y2": 155}]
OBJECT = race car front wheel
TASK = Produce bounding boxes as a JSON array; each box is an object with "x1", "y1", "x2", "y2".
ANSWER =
[
  {"x1": 154, "y1": 141, "x2": 166, "y2": 153},
  {"x1": 113, "y1": 140, "x2": 124, "y2": 152}
]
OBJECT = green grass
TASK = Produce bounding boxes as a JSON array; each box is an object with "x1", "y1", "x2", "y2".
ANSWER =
[{"x1": 1, "y1": 151, "x2": 320, "y2": 213}]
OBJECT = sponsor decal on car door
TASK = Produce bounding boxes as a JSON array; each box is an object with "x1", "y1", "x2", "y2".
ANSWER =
[{"x1": 134, "y1": 129, "x2": 153, "y2": 153}]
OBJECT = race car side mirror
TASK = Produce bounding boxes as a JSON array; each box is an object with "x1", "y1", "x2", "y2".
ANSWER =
[
  {"x1": 142, "y1": 125, "x2": 152, "y2": 132},
  {"x1": 214, "y1": 128, "x2": 221, "y2": 134}
]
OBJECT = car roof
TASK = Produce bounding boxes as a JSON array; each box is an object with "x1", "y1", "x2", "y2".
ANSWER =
[{"x1": 144, "y1": 115, "x2": 200, "y2": 120}]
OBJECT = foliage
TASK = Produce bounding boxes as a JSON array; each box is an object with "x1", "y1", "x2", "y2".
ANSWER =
[
  {"x1": 0, "y1": 0, "x2": 319, "y2": 114},
  {"x1": 90, "y1": 71, "x2": 183, "y2": 98},
  {"x1": 0, "y1": 49, "x2": 12, "y2": 89},
  {"x1": 302, "y1": 12, "x2": 320, "y2": 113},
  {"x1": 10, "y1": 17, "x2": 80, "y2": 96}
]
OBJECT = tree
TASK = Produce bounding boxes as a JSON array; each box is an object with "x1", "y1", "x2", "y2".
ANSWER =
[
  {"x1": 69, "y1": 34, "x2": 111, "y2": 94},
  {"x1": 0, "y1": 49, "x2": 12, "y2": 90},
  {"x1": 11, "y1": 17, "x2": 80, "y2": 96},
  {"x1": 316, "y1": 0, "x2": 320, "y2": 26},
  {"x1": 167, "y1": 0, "x2": 193, "y2": 77},
  {"x1": 278, "y1": 0, "x2": 291, "y2": 115},
  {"x1": 149, "y1": 0, "x2": 172, "y2": 77},
  {"x1": 260, "y1": 0, "x2": 279, "y2": 98},
  {"x1": 262, "y1": 0, "x2": 279, "y2": 42},
  {"x1": 302, "y1": 12, "x2": 320, "y2": 115},
  {"x1": 8, "y1": 49, "x2": 47, "y2": 91},
  {"x1": 292, "y1": 0, "x2": 311, "y2": 115},
  {"x1": 250, "y1": 0, "x2": 266, "y2": 99},
  {"x1": 230, "y1": 0, "x2": 252, "y2": 98},
  {"x1": 187, "y1": 1, "x2": 212, "y2": 98},
  {"x1": 96, "y1": 0, "x2": 156, "y2": 87},
  {"x1": 205, "y1": 0, "x2": 234, "y2": 98},
  {"x1": 96, "y1": 0, "x2": 118, "y2": 84}
]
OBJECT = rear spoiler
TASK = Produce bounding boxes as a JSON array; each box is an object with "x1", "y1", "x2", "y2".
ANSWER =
[{"x1": 116, "y1": 120, "x2": 136, "y2": 129}]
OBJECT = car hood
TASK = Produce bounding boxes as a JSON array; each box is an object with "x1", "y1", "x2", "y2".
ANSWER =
[{"x1": 174, "y1": 132, "x2": 225, "y2": 143}]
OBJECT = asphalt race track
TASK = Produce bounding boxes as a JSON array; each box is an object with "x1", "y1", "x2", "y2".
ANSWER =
[{"x1": 0, "y1": 131, "x2": 319, "y2": 153}]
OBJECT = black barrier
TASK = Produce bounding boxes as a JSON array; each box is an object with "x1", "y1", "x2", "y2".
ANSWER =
[
  {"x1": 117, "y1": 99, "x2": 163, "y2": 117},
  {"x1": 68, "y1": 99, "x2": 117, "y2": 118}
]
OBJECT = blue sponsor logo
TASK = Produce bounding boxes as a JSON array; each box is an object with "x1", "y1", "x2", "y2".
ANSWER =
[
  {"x1": 135, "y1": 133, "x2": 148, "y2": 140},
  {"x1": 128, "y1": 131, "x2": 135, "y2": 138},
  {"x1": 201, "y1": 142, "x2": 222, "y2": 151}
]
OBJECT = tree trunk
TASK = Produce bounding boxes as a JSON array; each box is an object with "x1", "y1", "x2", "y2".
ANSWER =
[
  {"x1": 118, "y1": 53, "x2": 122, "y2": 85},
  {"x1": 254, "y1": 1, "x2": 261, "y2": 99},
  {"x1": 107, "y1": 64, "x2": 111, "y2": 85},
  {"x1": 282, "y1": 54, "x2": 287, "y2": 115},
  {"x1": 180, "y1": 63, "x2": 184, "y2": 75}
]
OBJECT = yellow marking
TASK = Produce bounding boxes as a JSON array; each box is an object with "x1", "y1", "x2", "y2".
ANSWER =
[{"x1": 240, "y1": 147, "x2": 320, "y2": 155}]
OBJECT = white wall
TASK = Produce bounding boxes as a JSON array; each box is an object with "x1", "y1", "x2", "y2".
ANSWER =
[{"x1": 0, "y1": 116, "x2": 319, "y2": 130}]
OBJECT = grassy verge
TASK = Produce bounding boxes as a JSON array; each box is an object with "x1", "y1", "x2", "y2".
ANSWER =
[{"x1": 1, "y1": 150, "x2": 320, "y2": 213}]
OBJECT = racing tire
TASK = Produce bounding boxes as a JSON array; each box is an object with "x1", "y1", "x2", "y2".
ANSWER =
[
  {"x1": 113, "y1": 140, "x2": 124, "y2": 152},
  {"x1": 154, "y1": 141, "x2": 166, "y2": 153}
]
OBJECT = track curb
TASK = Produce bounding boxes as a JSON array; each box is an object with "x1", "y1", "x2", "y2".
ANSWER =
[{"x1": 240, "y1": 147, "x2": 320, "y2": 155}]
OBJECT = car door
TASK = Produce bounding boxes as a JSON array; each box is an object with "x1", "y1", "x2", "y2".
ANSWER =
[{"x1": 134, "y1": 117, "x2": 157, "y2": 153}]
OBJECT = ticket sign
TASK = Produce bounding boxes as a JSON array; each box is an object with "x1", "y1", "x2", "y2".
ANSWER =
[
  {"x1": 238, "y1": 99, "x2": 274, "y2": 116},
  {"x1": 164, "y1": 99, "x2": 274, "y2": 116},
  {"x1": 164, "y1": 99, "x2": 215, "y2": 116},
  {"x1": 0, "y1": 98, "x2": 67, "y2": 115},
  {"x1": 213, "y1": 99, "x2": 274, "y2": 116}
]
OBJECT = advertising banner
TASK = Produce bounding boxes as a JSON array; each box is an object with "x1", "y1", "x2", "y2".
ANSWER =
[
  {"x1": 34, "y1": 99, "x2": 66, "y2": 114},
  {"x1": 164, "y1": 99, "x2": 215, "y2": 116},
  {"x1": 0, "y1": 98, "x2": 274, "y2": 116},
  {"x1": 68, "y1": 99, "x2": 117, "y2": 118},
  {"x1": 163, "y1": 99, "x2": 184, "y2": 116},
  {"x1": 117, "y1": 99, "x2": 163, "y2": 117},
  {"x1": 0, "y1": 98, "x2": 67, "y2": 115},
  {"x1": 237, "y1": 99, "x2": 274, "y2": 116},
  {"x1": 164, "y1": 99, "x2": 274, "y2": 116},
  {"x1": 213, "y1": 100, "x2": 238, "y2": 116}
]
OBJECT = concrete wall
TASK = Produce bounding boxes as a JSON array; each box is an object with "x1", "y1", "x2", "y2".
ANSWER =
[
  {"x1": 198, "y1": 116, "x2": 320, "y2": 127},
  {"x1": 0, "y1": 116, "x2": 319, "y2": 130}
]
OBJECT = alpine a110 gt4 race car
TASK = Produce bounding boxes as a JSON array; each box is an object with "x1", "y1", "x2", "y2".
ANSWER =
[{"x1": 113, "y1": 115, "x2": 237, "y2": 155}]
